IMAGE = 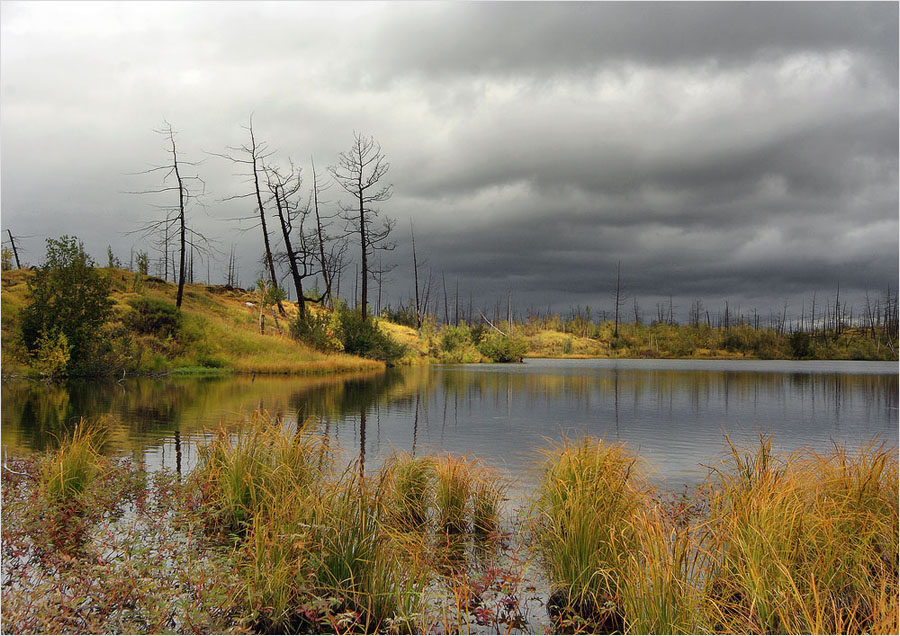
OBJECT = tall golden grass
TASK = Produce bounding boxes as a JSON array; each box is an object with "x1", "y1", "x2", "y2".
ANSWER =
[
  {"x1": 38, "y1": 419, "x2": 108, "y2": 503},
  {"x1": 532, "y1": 434, "x2": 898, "y2": 634}
]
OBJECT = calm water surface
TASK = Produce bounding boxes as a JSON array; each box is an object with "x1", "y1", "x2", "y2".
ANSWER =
[{"x1": 3, "y1": 359, "x2": 897, "y2": 494}]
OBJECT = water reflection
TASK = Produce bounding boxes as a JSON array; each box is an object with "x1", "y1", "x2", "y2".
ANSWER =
[{"x1": 2, "y1": 360, "x2": 896, "y2": 490}]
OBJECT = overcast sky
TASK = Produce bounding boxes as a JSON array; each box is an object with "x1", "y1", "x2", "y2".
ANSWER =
[{"x1": 2, "y1": 1, "x2": 897, "y2": 322}]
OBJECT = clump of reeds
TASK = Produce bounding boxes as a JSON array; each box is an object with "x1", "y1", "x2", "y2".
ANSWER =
[
  {"x1": 192, "y1": 412, "x2": 324, "y2": 536},
  {"x1": 471, "y1": 467, "x2": 505, "y2": 536},
  {"x1": 380, "y1": 452, "x2": 436, "y2": 530},
  {"x1": 38, "y1": 419, "x2": 107, "y2": 503},
  {"x1": 435, "y1": 454, "x2": 476, "y2": 533},
  {"x1": 703, "y1": 435, "x2": 899, "y2": 634},
  {"x1": 193, "y1": 414, "x2": 431, "y2": 633},
  {"x1": 619, "y1": 508, "x2": 707, "y2": 634},
  {"x1": 531, "y1": 437, "x2": 648, "y2": 632},
  {"x1": 380, "y1": 451, "x2": 505, "y2": 537}
]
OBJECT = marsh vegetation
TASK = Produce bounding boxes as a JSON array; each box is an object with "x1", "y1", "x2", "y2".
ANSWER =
[{"x1": 2, "y1": 415, "x2": 896, "y2": 634}]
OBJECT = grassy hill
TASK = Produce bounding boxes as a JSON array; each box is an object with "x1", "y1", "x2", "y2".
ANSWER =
[
  {"x1": 4, "y1": 266, "x2": 893, "y2": 378},
  {"x1": 2, "y1": 268, "x2": 382, "y2": 377}
]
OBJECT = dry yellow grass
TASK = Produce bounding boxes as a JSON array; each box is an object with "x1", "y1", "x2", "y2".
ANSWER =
[{"x1": 2, "y1": 268, "x2": 382, "y2": 376}]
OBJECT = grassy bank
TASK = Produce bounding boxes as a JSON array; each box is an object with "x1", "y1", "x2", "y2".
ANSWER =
[
  {"x1": 406, "y1": 317, "x2": 897, "y2": 363},
  {"x1": 2, "y1": 416, "x2": 896, "y2": 634},
  {"x1": 2, "y1": 268, "x2": 382, "y2": 377}
]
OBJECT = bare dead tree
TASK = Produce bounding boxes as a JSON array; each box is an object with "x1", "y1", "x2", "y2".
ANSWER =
[
  {"x1": 5, "y1": 230, "x2": 21, "y2": 269},
  {"x1": 211, "y1": 116, "x2": 285, "y2": 314},
  {"x1": 421, "y1": 267, "x2": 435, "y2": 322},
  {"x1": 411, "y1": 221, "x2": 422, "y2": 329},
  {"x1": 226, "y1": 244, "x2": 237, "y2": 287},
  {"x1": 689, "y1": 299, "x2": 704, "y2": 328},
  {"x1": 310, "y1": 158, "x2": 337, "y2": 308},
  {"x1": 129, "y1": 121, "x2": 209, "y2": 308},
  {"x1": 329, "y1": 133, "x2": 394, "y2": 320},
  {"x1": 455, "y1": 278, "x2": 459, "y2": 326},
  {"x1": 262, "y1": 159, "x2": 331, "y2": 316},
  {"x1": 442, "y1": 272, "x2": 450, "y2": 325},
  {"x1": 613, "y1": 261, "x2": 626, "y2": 338}
]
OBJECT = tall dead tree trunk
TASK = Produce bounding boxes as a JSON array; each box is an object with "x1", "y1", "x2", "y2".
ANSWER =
[
  {"x1": 249, "y1": 124, "x2": 284, "y2": 316},
  {"x1": 6, "y1": 230, "x2": 21, "y2": 269},
  {"x1": 613, "y1": 261, "x2": 623, "y2": 338},
  {"x1": 171, "y1": 132, "x2": 188, "y2": 307},
  {"x1": 330, "y1": 133, "x2": 394, "y2": 320},
  {"x1": 311, "y1": 160, "x2": 333, "y2": 308},
  {"x1": 129, "y1": 121, "x2": 207, "y2": 309},
  {"x1": 213, "y1": 116, "x2": 284, "y2": 314},
  {"x1": 411, "y1": 221, "x2": 421, "y2": 329}
]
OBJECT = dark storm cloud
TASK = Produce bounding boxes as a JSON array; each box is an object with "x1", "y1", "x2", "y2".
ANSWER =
[
  {"x1": 364, "y1": 2, "x2": 898, "y2": 79},
  {"x1": 1, "y1": 2, "x2": 896, "y2": 321}
]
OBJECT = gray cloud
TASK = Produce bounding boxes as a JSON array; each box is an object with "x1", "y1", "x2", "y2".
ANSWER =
[{"x1": 1, "y1": 1, "x2": 896, "y2": 323}]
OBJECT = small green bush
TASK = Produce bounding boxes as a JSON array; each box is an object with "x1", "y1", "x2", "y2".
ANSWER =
[
  {"x1": 290, "y1": 310, "x2": 334, "y2": 351},
  {"x1": 125, "y1": 298, "x2": 182, "y2": 338},
  {"x1": 338, "y1": 308, "x2": 407, "y2": 364},
  {"x1": 440, "y1": 324, "x2": 471, "y2": 351},
  {"x1": 789, "y1": 331, "x2": 813, "y2": 359},
  {"x1": 468, "y1": 323, "x2": 487, "y2": 344},
  {"x1": 478, "y1": 333, "x2": 527, "y2": 363},
  {"x1": 721, "y1": 331, "x2": 746, "y2": 353}
]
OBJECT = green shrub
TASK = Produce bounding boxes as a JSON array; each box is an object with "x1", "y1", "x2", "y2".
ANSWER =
[
  {"x1": 790, "y1": 331, "x2": 813, "y2": 358},
  {"x1": 440, "y1": 324, "x2": 471, "y2": 351},
  {"x1": 433, "y1": 324, "x2": 483, "y2": 363},
  {"x1": 468, "y1": 323, "x2": 487, "y2": 344},
  {"x1": 125, "y1": 297, "x2": 182, "y2": 338},
  {"x1": 721, "y1": 331, "x2": 746, "y2": 353},
  {"x1": 478, "y1": 333, "x2": 527, "y2": 363},
  {"x1": 20, "y1": 236, "x2": 113, "y2": 374},
  {"x1": 751, "y1": 331, "x2": 784, "y2": 359},
  {"x1": 290, "y1": 310, "x2": 336, "y2": 351},
  {"x1": 338, "y1": 308, "x2": 407, "y2": 364}
]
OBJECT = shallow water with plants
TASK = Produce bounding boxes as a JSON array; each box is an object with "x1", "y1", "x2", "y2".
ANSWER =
[
  {"x1": 2, "y1": 359, "x2": 896, "y2": 493},
  {"x1": 3, "y1": 360, "x2": 897, "y2": 633},
  {"x1": 2, "y1": 416, "x2": 896, "y2": 634}
]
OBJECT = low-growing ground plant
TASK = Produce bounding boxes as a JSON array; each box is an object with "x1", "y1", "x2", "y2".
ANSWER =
[
  {"x1": 290, "y1": 308, "x2": 339, "y2": 352},
  {"x1": 470, "y1": 470, "x2": 504, "y2": 536},
  {"x1": 435, "y1": 455, "x2": 476, "y2": 533}
]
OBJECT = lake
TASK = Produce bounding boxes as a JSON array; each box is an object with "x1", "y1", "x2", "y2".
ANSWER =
[{"x1": 2, "y1": 359, "x2": 897, "y2": 495}]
